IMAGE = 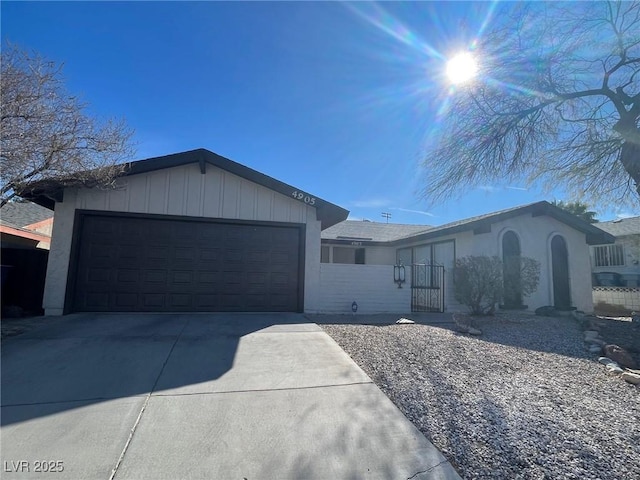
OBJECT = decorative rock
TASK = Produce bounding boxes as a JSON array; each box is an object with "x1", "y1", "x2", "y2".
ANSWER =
[
  {"x1": 587, "y1": 338, "x2": 606, "y2": 347},
  {"x1": 621, "y1": 372, "x2": 640, "y2": 385},
  {"x1": 603, "y1": 344, "x2": 639, "y2": 370},
  {"x1": 588, "y1": 345, "x2": 602, "y2": 354},
  {"x1": 598, "y1": 357, "x2": 616, "y2": 366},
  {"x1": 455, "y1": 324, "x2": 470, "y2": 333},
  {"x1": 396, "y1": 318, "x2": 415, "y2": 325},
  {"x1": 606, "y1": 364, "x2": 624, "y2": 375},
  {"x1": 452, "y1": 313, "x2": 473, "y2": 333},
  {"x1": 468, "y1": 327, "x2": 482, "y2": 336}
]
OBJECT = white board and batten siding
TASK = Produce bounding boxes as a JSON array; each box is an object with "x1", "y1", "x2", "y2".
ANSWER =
[
  {"x1": 77, "y1": 164, "x2": 311, "y2": 223},
  {"x1": 44, "y1": 163, "x2": 322, "y2": 315}
]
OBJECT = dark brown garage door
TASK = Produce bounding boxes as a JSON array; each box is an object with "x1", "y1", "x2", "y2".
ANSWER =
[{"x1": 70, "y1": 213, "x2": 302, "y2": 312}]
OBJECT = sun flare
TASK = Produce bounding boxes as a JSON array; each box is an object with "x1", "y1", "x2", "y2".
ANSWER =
[{"x1": 446, "y1": 52, "x2": 478, "y2": 84}]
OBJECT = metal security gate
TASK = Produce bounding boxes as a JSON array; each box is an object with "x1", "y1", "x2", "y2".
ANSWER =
[{"x1": 411, "y1": 263, "x2": 445, "y2": 313}]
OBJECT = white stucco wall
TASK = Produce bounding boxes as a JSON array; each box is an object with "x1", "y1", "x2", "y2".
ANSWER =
[
  {"x1": 452, "y1": 214, "x2": 594, "y2": 312},
  {"x1": 322, "y1": 213, "x2": 595, "y2": 314},
  {"x1": 43, "y1": 163, "x2": 321, "y2": 315},
  {"x1": 315, "y1": 264, "x2": 411, "y2": 314}
]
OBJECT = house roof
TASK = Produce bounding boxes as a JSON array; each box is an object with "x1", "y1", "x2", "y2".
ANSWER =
[
  {"x1": 0, "y1": 201, "x2": 53, "y2": 228},
  {"x1": 17, "y1": 148, "x2": 349, "y2": 230},
  {"x1": 321, "y1": 220, "x2": 432, "y2": 243},
  {"x1": 596, "y1": 216, "x2": 640, "y2": 238},
  {"x1": 322, "y1": 201, "x2": 615, "y2": 246},
  {"x1": 391, "y1": 201, "x2": 614, "y2": 246}
]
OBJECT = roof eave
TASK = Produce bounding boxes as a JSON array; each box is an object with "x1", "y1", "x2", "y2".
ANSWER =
[{"x1": 17, "y1": 148, "x2": 349, "y2": 229}]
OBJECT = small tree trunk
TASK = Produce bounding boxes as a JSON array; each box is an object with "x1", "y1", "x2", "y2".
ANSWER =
[
  {"x1": 616, "y1": 121, "x2": 640, "y2": 197},
  {"x1": 620, "y1": 140, "x2": 640, "y2": 197}
]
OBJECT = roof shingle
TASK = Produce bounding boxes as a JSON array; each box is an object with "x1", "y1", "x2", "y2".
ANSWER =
[
  {"x1": 596, "y1": 216, "x2": 640, "y2": 237},
  {"x1": 0, "y1": 201, "x2": 53, "y2": 228},
  {"x1": 321, "y1": 220, "x2": 432, "y2": 243}
]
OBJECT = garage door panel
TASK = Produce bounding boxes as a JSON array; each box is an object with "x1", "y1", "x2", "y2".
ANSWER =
[
  {"x1": 169, "y1": 294, "x2": 191, "y2": 308},
  {"x1": 117, "y1": 269, "x2": 139, "y2": 283},
  {"x1": 85, "y1": 266, "x2": 109, "y2": 283},
  {"x1": 72, "y1": 214, "x2": 301, "y2": 312},
  {"x1": 141, "y1": 294, "x2": 165, "y2": 308},
  {"x1": 197, "y1": 271, "x2": 220, "y2": 285},
  {"x1": 118, "y1": 244, "x2": 141, "y2": 261},
  {"x1": 115, "y1": 293, "x2": 138, "y2": 308},
  {"x1": 83, "y1": 292, "x2": 109, "y2": 309},
  {"x1": 194, "y1": 294, "x2": 219, "y2": 307},
  {"x1": 171, "y1": 271, "x2": 193, "y2": 284},
  {"x1": 199, "y1": 248, "x2": 222, "y2": 262}
]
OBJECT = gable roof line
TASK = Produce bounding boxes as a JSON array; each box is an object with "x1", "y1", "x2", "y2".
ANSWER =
[
  {"x1": 320, "y1": 219, "x2": 433, "y2": 243},
  {"x1": 19, "y1": 148, "x2": 349, "y2": 230},
  {"x1": 386, "y1": 201, "x2": 614, "y2": 246},
  {"x1": 0, "y1": 224, "x2": 51, "y2": 243}
]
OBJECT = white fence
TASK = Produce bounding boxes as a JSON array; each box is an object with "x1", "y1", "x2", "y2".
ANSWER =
[
  {"x1": 592, "y1": 287, "x2": 640, "y2": 312},
  {"x1": 318, "y1": 264, "x2": 411, "y2": 314}
]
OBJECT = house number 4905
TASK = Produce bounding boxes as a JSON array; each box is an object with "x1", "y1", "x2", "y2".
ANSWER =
[{"x1": 291, "y1": 191, "x2": 316, "y2": 205}]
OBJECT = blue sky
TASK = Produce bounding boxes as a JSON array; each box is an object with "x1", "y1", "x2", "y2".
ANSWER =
[{"x1": 2, "y1": 1, "x2": 637, "y2": 224}]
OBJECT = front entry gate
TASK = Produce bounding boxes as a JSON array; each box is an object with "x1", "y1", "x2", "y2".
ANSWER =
[{"x1": 411, "y1": 263, "x2": 445, "y2": 313}]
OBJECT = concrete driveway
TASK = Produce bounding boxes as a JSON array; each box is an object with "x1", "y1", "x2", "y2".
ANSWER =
[{"x1": 1, "y1": 313, "x2": 460, "y2": 479}]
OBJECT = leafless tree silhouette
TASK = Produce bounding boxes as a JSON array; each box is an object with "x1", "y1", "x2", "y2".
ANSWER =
[
  {"x1": 423, "y1": 1, "x2": 640, "y2": 207},
  {"x1": 1, "y1": 44, "x2": 135, "y2": 206}
]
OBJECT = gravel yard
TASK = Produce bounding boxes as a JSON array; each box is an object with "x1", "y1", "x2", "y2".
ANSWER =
[{"x1": 322, "y1": 314, "x2": 640, "y2": 480}]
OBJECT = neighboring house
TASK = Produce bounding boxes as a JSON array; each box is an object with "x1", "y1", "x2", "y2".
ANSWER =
[
  {"x1": 0, "y1": 201, "x2": 54, "y2": 314},
  {"x1": 590, "y1": 216, "x2": 640, "y2": 285},
  {"x1": 19, "y1": 148, "x2": 614, "y2": 317},
  {"x1": 1, "y1": 201, "x2": 53, "y2": 250},
  {"x1": 589, "y1": 216, "x2": 640, "y2": 313},
  {"x1": 319, "y1": 203, "x2": 614, "y2": 314}
]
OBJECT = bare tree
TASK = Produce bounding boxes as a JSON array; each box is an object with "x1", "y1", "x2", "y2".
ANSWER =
[
  {"x1": 0, "y1": 44, "x2": 135, "y2": 206},
  {"x1": 423, "y1": 1, "x2": 640, "y2": 207}
]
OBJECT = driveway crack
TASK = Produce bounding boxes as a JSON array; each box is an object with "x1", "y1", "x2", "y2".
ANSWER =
[
  {"x1": 109, "y1": 316, "x2": 191, "y2": 480},
  {"x1": 407, "y1": 458, "x2": 452, "y2": 479}
]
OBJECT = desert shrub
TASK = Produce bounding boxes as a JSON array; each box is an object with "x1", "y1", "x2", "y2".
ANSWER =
[
  {"x1": 503, "y1": 256, "x2": 541, "y2": 307},
  {"x1": 454, "y1": 256, "x2": 504, "y2": 315},
  {"x1": 454, "y1": 255, "x2": 541, "y2": 315}
]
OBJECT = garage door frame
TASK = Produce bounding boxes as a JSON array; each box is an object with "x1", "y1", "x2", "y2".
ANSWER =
[{"x1": 64, "y1": 209, "x2": 306, "y2": 314}]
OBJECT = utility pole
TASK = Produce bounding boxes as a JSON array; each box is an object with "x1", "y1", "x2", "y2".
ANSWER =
[{"x1": 381, "y1": 212, "x2": 391, "y2": 223}]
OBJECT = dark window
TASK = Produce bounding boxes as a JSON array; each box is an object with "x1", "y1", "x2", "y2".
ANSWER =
[
  {"x1": 333, "y1": 247, "x2": 366, "y2": 264},
  {"x1": 396, "y1": 248, "x2": 412, "y2": 265},
  {"x1": 321, "y1": 246, "x2": 330, "y2": 263}
]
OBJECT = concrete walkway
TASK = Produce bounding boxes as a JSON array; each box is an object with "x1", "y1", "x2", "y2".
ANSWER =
[{"x1": 1, "y1": 313, "x2": 460, "y2": 479}]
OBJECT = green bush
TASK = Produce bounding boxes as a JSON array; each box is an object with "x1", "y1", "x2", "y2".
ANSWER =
[{"x1": 453, "y1": 255, "x2": 540, "y2": 315}]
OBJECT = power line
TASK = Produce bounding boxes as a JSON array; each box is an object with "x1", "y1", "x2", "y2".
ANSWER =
[{"x1": 381, "y1": 212, "x2": 391, "y2": 223}]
